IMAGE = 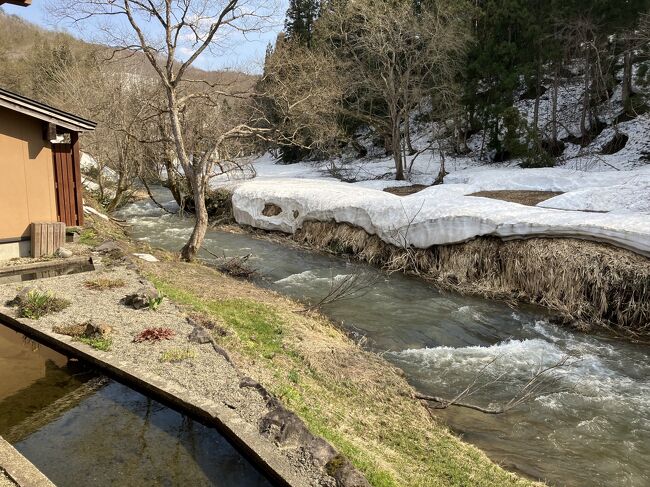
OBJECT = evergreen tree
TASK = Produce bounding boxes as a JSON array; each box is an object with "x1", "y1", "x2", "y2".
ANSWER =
[{"x1": 285, "y1": 0, "x2": 321, "y2": 47}]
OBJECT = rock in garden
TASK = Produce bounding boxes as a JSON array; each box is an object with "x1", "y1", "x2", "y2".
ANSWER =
[
  {"x1": 94, "y1": 241, "x2": 122, "y2": 253},
  {"x1": 326, "y1": 456, "x2": 371, "y2": 487},
  {"x1": 121, "y1": 287, "x2": 159, "y2": 310},
  {"x1": 55, "y1": 247, "x2": 73, "y2": 258},
  {"x1": 84, "y1": 321, "x2": 113, "y2": 338},
  {"x1": 306, "y1": 437, "x2": 338, "y2": 468},
  {"x1": 6, "y1": 285, "x2": 39, "y2": 307},
  {"x1": 188, "y1": 325, "x2": 213, "y2": 344},
  {"x1": 259, "y1": 406, "x2": 314, "y2": 449}
]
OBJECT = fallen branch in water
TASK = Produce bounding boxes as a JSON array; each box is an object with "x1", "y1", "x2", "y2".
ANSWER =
[
  {"x1": 300, "y1": 271, "x2": 380, "y2": 313},
  {"x1": 417, "y1": 393, "x2": 506, "y2": 414},
  {"x1": 418, "y1": 354, "x2": 579, "y2": 415},
  {"x1": 140, "y1": 177, "x2": 176, "y2": 215}
]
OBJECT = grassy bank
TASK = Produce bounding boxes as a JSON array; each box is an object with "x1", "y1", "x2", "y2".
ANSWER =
[{"x1": 145, "y1": 260, "x2": 536, "y2": 487}]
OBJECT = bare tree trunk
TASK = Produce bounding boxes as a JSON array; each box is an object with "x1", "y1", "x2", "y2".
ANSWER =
[
  {"x1": 433, "y1": 145, "x2": 446, "y2": 185},
  {"x1": 392, "y1": 120, "x2": 405, "y2": 180},
  {"x1": 551, "y1": 65, "x2": 559, "y2": 143},
  {"x1": 404, "y1": 114, "x2": 415, "y2": 155},
  {"x1": 107, "y1": 179, "x2": 126, "y2": 212},
  {"x1": 622, "y1": 49, "x2": 633, "y2": 113},
  {"x1": 163, "y1": 157, "x2": 183, "y2": 207},
  {"x1": 165, "y1": 89, "x2": 208, "y2": 262},
  {"x1": 532, "y1": 60, "x2": 541, "y2": 138},
  {"x1": 181, "y1": 172, "x2": 209, "y2": 261},
  {"x1": 580, "y1": 48, "x2": 591, "y2": 140}
]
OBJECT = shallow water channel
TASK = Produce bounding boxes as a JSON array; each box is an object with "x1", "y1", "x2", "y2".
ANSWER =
[
  {"x1": 0, "y1": 325, "x2": 270, "y2": 486},
  {"x1": 118, "y1": 190, "x2": 650, "y2": 487}
]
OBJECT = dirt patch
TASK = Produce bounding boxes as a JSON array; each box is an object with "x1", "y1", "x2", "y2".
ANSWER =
[
  {"x1": 262, "y1": 203, "x2": 283, "y2": 216},
  {"x1": 469, "y1": 190, "x2": 563, "y2": 206},
  {"x1": 383, "y1": 185, "x2": 428, "y2": 196}
]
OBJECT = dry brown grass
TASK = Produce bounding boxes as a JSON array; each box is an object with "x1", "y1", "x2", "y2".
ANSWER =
[
  {"x1": 294, "y1": 221, "x2": 650, "y2": 335},
  {"x1": 468, "y1": 190, "x2": 564, "y2": 206},
  {"x1": 383, "y1": 185, "x2": 429, "y2": 196}
]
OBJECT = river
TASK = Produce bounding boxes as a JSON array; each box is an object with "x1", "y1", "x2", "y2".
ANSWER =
[{"x1": 117, "y1": 189, "x2": 650, "y2": 487}]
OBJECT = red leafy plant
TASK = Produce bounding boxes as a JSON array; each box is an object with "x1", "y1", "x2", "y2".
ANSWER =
[{"x1": 133, "y1": 327, "x2": 175, "y2": 343}]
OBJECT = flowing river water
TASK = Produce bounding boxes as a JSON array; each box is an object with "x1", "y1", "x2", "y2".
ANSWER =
[{"x1": 117, "y1": 189, "x2": 650, "y2": 487}]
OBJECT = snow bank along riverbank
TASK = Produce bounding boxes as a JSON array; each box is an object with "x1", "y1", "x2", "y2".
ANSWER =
[
  {"x1": 226, "y1": 163, "x2": 650, "y2": 334},
  {"x1": 231, "y1": 174, "x2": 650, "y2": 256}
]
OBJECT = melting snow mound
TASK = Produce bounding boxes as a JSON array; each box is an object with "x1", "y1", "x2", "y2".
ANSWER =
[{"x1": 232, "y1": 178, "x2": 650, "y2": 256}]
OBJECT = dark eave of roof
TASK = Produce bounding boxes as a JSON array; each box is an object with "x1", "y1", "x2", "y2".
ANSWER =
[{"x1": 0, "y1": 88, "x2": 97, "y2": 133}]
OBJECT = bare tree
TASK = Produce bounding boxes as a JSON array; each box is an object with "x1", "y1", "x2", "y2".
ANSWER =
[
  {"x1": 49, "y1": 57, "x2": 156, "y2": 210},
  {"x1": 257, "y1": 38, "x2": 344, "y2": 156},
  {"x1": 52, "y1": 0, "x2": 276, "y2": 260},
  {"x1": 317, "y1": 0, "x2": 470, "y2": 180}
]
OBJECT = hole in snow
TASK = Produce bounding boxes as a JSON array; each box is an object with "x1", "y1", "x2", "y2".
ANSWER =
[
  {"x1": 600, "y1": 133, "x2": 629, "y2": 155},
  {"x1": 262, "y1": 203, "x2": 282, "y2": 217}
]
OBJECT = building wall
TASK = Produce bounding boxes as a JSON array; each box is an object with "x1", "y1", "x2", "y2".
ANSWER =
[{"x1": 0, "y1": 106, "x2": 57, "y2": 242}]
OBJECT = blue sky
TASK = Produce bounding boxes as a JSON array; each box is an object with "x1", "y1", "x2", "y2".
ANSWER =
[{"x1": 2, "y1": 1, "x2": 287, "y2": 73}]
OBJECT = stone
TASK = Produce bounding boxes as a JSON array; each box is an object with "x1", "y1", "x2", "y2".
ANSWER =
[
  {"x1": 326, "y1": 456, "x2": 372, "y2": 487},
  {"x1": 188, "y1": 325, "x2": 213, "y2": 345},
  {"x1": 306, "y1": 437, "x2": 338, "y2": 468},
  {"x1": 55, "y1": 247, "x2": 73, "y2": 258},
  {"x1": 239, "y1": 376, "x2": 275, "y2": 403},
  {"x1": 83, "y1": 321, "x2": 113, "y2": 338},
  {"x1": 121, "y1": 287, "x2": 159, "y2": 310},
  {"x1": 133, "y1": 253, "x2": 159, "y2": 263},
  {"x1": 94, "y1": 241, "x2": 122, "y2": 253},
  {"x1": 6, "y1": 285, "x2": 39, "y2": 307},
  {"x1": 259, "y1": 406, "x2": 314, "y2": 449}
]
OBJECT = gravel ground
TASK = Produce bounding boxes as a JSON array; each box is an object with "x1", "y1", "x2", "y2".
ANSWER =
[
  {"x1": 0, "y1": 471, "x2": 16, "y2": 487},
  {"x1": 0, "y1": 265, "x2": 330, "y2": 486}
]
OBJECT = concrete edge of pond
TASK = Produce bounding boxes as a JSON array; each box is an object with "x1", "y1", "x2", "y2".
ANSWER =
[
  {"x1": 0, "y1": 257, "x2": 93, "y2": 276},
  {"x1": 0, "y1": 437, "x2": 55, "y2": 487},
  {"x1": 0, "y1": 313, "x2": 306, "y2": 487}
]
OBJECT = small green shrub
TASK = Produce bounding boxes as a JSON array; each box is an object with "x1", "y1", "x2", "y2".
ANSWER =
[
  {"x1": 79, "y1": 229, "x2": 99, "y2": 246},
  {"x1": 18, "y1": 290, "x2": 70, "y2": 319},
  {"x1": 288, "y1": 369, "x2": 300, "y2": 384},
  {"x1": 160, "y1": 348, "x2": 196, "y2": 363},
  {"x1": 148, "y1": 293, "x2": 165, "y2": 311},
  {"x1": 77, "y1": 336, "x2": 112, "y2": 351}
]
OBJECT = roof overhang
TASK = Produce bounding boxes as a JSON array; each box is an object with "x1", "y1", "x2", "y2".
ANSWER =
[
  {"x1": 0, "y1": 88, "x2": 96, "y2": 133},
  {"x1": 0, "y1": 1, "x2": 33, "y2": 7}
]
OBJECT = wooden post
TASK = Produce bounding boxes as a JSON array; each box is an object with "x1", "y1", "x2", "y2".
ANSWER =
[
  {"x1": 70, "y1": 131, "x2": 84, "y2": 227},
  {"x1": 31, "y1": 222, "x2": 66, "y2": 258}
]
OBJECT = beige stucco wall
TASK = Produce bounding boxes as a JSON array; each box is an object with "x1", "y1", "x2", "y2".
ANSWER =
[{"x1": 0, "y1": 106, "x2": 57, "y2": 241}]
